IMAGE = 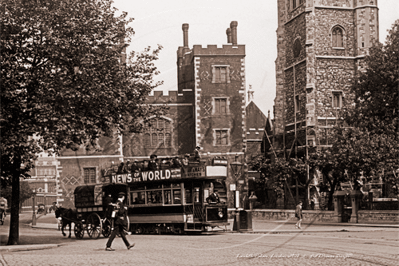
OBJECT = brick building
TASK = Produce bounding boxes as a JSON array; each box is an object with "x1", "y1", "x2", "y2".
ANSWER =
[
  {"x1": 52, "y1": 21, "x2": 267, "y2": 208},
  {"x1": 270, "y1": 0, "x2": 379, "y2": 158}
]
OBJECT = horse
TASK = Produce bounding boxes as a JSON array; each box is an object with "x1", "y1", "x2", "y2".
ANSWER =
[{"x1": 55, "y1": 207, "x2": 77, "y2": 238}]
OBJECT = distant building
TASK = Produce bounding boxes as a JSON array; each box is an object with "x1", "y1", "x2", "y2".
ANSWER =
[
  {"x1": 52, "y1": 21, "x2": 267, "y2": 208},
  {"x1": 245, "y1": 89, "x2": 268, "y2": 160},
  {"x1": 22, "y1": 155, "x2": 59, "y2": 211}
]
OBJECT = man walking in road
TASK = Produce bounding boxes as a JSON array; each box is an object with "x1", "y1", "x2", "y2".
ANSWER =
[
  {"x1": 295, "y1": 201, "x2": 303, "y2": 229},
  {"x1": 105, "y1": 192, "x2": 134, "y2": 251}
]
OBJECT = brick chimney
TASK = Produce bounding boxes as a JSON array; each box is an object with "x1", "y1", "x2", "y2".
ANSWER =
[
  {"x1": 182, "y1": 23, "x2": 189, "y2": 48},
  {"x1": 230, "y1": 21, "x2": 238, "y2": 45},
  {"x1": 226, "y1": 28, "x2": 232, "y2": 43}
]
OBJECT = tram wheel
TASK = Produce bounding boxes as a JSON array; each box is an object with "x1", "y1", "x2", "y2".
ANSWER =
[{"x1": 87, "y1": 213, "x2": 102, "y2": 239}]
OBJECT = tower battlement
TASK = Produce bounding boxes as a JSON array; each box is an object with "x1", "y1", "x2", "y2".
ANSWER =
[
  {"x1": 145, "y1": 90, "x2": 188, "y2": 104},
  {"x1": 192, "y1": 44, "x2": 245, "y2": 56}
]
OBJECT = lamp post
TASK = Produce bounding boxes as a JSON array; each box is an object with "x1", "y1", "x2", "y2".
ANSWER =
[
  {"x1": 32, "y1": 189, "x2": 36, "y2": 226},
  {"x1": 230, "y1": 155, "x2": 242, "y2": 232}
]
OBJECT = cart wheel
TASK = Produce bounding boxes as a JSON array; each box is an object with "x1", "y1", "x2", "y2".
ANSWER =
[
  {"x1": 87, "y1": 213, "x2": 102, "y2": 239},
  {"x1": 102, "y1": 219, "x2": 112, "y2": 238},
  {"x1": 74, "y1": 222, "x2": 84, "y2": 239}
]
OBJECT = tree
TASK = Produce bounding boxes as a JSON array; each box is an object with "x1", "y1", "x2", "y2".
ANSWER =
[
  {"x1": 343, "y1": 19, "x2": 398, "y2": 184},
  {"x1": 255, "y1": 157, "x2": 307, "y2": 208},
  {"x1": 347, "y1": 19, "x2": 398, "y2": 135},
  {"x1": 1, "y1": 0, "x2": 162, "y2": 245},
  {"x1": 0, "y1": 181, "x2": 34, "y2": 212},
  {"x1": 309, "y1": 20, "x2": 399, "y2": 209}
]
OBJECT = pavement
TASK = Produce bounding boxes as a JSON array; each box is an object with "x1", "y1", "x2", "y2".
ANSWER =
[{"x1": 1, "y1": 211, "x2": 398, "y2": 252}]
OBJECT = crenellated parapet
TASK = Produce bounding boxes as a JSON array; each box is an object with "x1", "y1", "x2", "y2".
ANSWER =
[
  {"x1": 145, "y1": 90, "x2": 191, "y2": 104},
  {"x1": 191, "y1": 45, "x2": 246, "y2": 56}
]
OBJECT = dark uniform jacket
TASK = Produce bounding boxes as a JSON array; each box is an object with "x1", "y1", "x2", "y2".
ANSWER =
[{"x1": 114, "y1": 200, "x2": 128, "y2": 226}]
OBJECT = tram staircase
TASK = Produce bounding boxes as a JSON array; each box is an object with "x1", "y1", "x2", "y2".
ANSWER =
[{"x1": 184, "y1": 204, "x2": 204, "y2": 231}]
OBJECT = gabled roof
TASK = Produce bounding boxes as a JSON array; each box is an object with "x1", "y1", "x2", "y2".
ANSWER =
[{"x1": 245, "y1": 101, "x2": 267, "y2": 141}]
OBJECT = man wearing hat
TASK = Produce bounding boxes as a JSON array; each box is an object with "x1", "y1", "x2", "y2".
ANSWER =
[
  {"x1": 194, "y1": 146, "x2": 201, "y2": 162},
  {"x1": 182, "y1": 154, "x2": 190, "y2": 166},
  {"x1": 105, "y1": 192, "x2": 134, "y2": 251},
  {"x1": 148, "y1": 154, "x2": 158, "y2": 170},
  {"x1": 131, "y1": 159, "x2": 141, "y2": 173}
]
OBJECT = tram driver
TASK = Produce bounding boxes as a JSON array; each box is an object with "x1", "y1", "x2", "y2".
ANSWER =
[{"x1": 206, "y1": 190, "x2": 220, "y2": 204}]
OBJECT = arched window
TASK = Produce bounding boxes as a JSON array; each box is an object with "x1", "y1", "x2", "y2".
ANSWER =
[
  {"x1": 144, "y1": 133, "x2": 151, "y2": 147},
  {"x1": 293, "y1": 38, "x2": 301, "y2": 58},
  {"x1": 332, "y1": 26, "x2": 343, "y2": 47},
  {"x1": 165, "y1": 133, "x2": 171, "y2": 147},
  {"x1": 143, "y1": 117, "x2": 173, "y2": 148},
  {"x1": 151, "y1": 133, "x2": 157, "y2": 146}
]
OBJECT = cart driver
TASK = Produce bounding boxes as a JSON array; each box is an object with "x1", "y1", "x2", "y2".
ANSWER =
[{"x1": 104, "y1": 194, "x2": 113, "y2": 221}]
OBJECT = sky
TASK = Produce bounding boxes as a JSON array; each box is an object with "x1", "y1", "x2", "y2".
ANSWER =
[{"x1": 113, "y1": 0, "x2": 398, "y2": 117}]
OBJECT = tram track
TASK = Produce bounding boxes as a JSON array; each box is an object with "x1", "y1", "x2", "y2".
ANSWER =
[{"x1": 176, "y1": 231, "x2": 398, "y2": 266}]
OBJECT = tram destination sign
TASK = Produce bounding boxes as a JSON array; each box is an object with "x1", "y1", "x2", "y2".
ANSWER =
[{"x1": 108, "y1": 166, "x2": 206, "y2": 184}]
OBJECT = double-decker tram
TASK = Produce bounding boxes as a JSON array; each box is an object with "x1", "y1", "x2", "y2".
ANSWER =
[{"x1": 104, "y1": 159, "x2": 230, "y2": 234}]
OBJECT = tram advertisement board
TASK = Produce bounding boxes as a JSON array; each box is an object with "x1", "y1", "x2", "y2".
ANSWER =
[
  {"x1": 108, "y1": 166, "x2": 206, "y2": 184},
  {"x1": 109, "y1": 168, "x2": 180, "y2": 184}
]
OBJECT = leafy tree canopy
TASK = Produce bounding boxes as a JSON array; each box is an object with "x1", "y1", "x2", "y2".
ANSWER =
[
  {"x1": 1, "y1": 0, "x2": 162, "y2": 244},
  {"x1": 347, "y1": 19, "x2": 398, "y2": 135},
  {"x1": 342, "y1": 20, "x2": 398, "y2": 175}
]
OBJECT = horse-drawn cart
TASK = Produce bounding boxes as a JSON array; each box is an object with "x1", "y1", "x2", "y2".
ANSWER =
[{"x1": 72, "y1": 183, "x2": 128, "y2": 239}]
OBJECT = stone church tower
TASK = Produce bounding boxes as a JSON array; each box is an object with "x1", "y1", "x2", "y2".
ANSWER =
[{"x1": 273, "y1": 0, "x2": 379, "y2": 156}]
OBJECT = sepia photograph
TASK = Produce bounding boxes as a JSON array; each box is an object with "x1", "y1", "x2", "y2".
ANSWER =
[{"x1": 1, "y1": 0, "x2": 398, "y2": 265}]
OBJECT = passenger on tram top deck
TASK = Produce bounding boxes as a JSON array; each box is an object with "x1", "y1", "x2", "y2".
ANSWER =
[
  {"x1": 131, "y1": 160, "x2": 141, "y2": 173},
  {"x1": 182, "y1": 154, "x2": 190, "y2": 166},
  {"x1": 118, "y1": 162, "x2": 128, "y2": 174},
  {"x1": 148, "y1": 155, "x2": 158, "y2": 170},
  {"x1": 172, "y1": 156, "x2": 182, "y2": 168},
  {"x1": 194, "y1": 146, "x2": 201, "y2": 162},
  {"x1": 125, "y1": 160, "x2": 131, "y2": 171}
]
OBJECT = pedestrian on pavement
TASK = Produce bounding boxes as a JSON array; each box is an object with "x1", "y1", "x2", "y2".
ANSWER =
[
  {"x1": 295, "y1": 201, "x2": 303, "y2": 229},
  {"x1": 105, "y1": 192, "x2": 134, "y2": 251}
]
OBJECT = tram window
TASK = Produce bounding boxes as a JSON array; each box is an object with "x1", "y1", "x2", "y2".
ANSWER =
[
  {"x1": 194, "y1": 187, "x2": 200, "y2": 203},
  {"x1": 153, "y1": 191, "x2": 162, "y2": 203},
  {"x1": 147, "y1": 190, "x2": 162, "y2": 204},
  {"x1": 185, "y1": 189, "x2": 192, "y2": 204},
  {"x1": 147, "y1": 191, "x2": 153, "y2": 204},
  {"x1": 164, "y1": 190, "x2": 172, "y2": 204},
  {"x1": 131, "y1": 192, "x2": 145, "y2": 204},
  {"x1": 173, "y1": 190, "x2": 181, "y2": 204},
  {"x1": 203, "y1": 189, "x2": 209, "y2": 203},
  {"x1": 172, "y1": 183, "x2": 180, "y2": 188}
]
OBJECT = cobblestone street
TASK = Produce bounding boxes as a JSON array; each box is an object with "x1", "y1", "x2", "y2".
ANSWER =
[{"x1": 1, "y1": 213, "x2": 398, "y2": 266}]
